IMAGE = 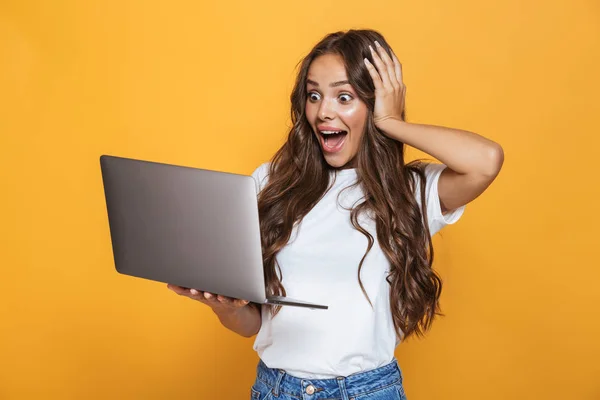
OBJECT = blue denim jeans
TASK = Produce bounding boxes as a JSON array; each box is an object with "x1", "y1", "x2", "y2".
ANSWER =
[{"x1": 250, "y1": 358, "x2": 407, "y2": 400}]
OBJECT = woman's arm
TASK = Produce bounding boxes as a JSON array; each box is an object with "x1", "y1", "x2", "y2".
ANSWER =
[
  {"x1": 365, "y1": 41, "x2": 504, "y2": 212},
  {"x1": 376, "y1": 119, "x2": 503, "y2": 213}
]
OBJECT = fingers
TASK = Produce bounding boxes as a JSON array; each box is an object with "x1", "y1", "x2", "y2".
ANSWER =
[
  {"x1": 375, "y1": 42, "x2": 400, "y2": 88},
  {"x1": 167, "y1": 284, "x2": 211, "y2": 301},
  {"x1": 369, "y1": 44, "x2": 393, "y2": 90},
  {"x1": 167, "y1": 284, "x2": 249, "y2": 308},
  {"x1": 167, "y1": 284, "x2": 190, "y2": 295},
  {"x1": 190, "y1": 289, "x2": 215, "y2": 302},
  {"x1": 364, "y1": 57, "x2": 383, "y2": 91},
  {"x1": 391, "y1": 52, "x2": 403, "y2": 86},
  {"x1": 375, "y1": 41, "x2": 399, "y2": 88},
  {"x1": 216, "y1": 294, "x2": 250, "y2": 308},
  {"x1": 365, "y1": 41, "x2": 403, "y2": 92},
  {"x1": 232, "y1": 298, "x2": 250, "y2": 307}
]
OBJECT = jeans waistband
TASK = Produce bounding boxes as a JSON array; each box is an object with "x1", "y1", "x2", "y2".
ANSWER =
[{"x1": 255, "y1": 358, "x2": 403, "y2": 399}]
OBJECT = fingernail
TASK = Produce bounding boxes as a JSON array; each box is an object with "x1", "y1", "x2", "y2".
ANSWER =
[
  {"x1": 375, "y1": 41, "x2": 381, "y2": 47},
  {"x1": 204, "y1": 292, "x2": 211, "y2": 299},
  {"x1": 369, "y1": 45, "x2": 374, "y2": 52},
  {"x1": 190, "y1": 289, "x2": 198, "y2": 295}
]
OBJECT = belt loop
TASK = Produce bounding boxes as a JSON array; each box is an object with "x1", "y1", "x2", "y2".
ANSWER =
[
  {"x1": 337, "y1": 376, "x2": 350, "y2": 400},
  {"x1": 272, "y1": 369, "x2": 285, "y2": 397}
]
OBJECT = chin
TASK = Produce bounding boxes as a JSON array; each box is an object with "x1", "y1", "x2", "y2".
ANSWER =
[{"x1": 323, "y1": 154, "x2": 354, "y2": 169}]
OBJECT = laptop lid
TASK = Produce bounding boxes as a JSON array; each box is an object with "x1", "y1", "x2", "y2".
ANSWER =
[{"x1": 99, "y1": 155, "x2": 268, "y2": 304}]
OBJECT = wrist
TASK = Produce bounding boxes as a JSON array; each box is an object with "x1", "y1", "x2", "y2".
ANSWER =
[{"x1": 376, "y1": 117, "x2": 407, "y2": 139}]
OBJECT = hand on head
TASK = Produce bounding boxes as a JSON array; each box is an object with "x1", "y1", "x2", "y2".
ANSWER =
[{"x1": 363, "y1": 40, "x2": 406, "y2": 130}]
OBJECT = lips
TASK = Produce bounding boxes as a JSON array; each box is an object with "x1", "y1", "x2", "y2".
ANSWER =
[
  {"x1": 316, "y1": 126, "x2": 348, "y2": 153},
  {"x1": 317, "y1": 125, "x2": 344, "y2": 132}
]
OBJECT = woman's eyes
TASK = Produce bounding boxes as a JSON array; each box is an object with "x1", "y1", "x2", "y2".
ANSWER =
[
  {"x1": 307, "y1": 92, "x2": 353, "y2": 103},
  {"x1": 308, "y1": 92, "x2": 321, "y2": 101}
]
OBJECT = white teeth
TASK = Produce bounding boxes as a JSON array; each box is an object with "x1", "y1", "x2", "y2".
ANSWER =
[{"x1": 320, "y1": 130, "x2": 345, "y2": 135}]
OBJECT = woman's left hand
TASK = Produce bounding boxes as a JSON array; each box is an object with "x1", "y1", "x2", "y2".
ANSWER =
[{"x1": 364, "y1": 41, "x2": 406, "y2": 131}]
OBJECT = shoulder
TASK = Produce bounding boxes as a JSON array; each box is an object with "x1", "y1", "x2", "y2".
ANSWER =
[
  {"x1": 407, "y1": 161, "x2": 447, "y2": 197},
  {"x1": 408, "y1": 161, "x2": 465, "y2": 234},
  {"x1": 251, "y1": 162, "x2": 271, "y2": 194},
  {"x1": 408, "y1": 161, "x2": 446, "y2": 183}
]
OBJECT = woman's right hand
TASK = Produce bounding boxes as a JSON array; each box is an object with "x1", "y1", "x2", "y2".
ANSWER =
[
  {"x1": 166, "y1": 284, "x2": 250, "y2": 315},
  {"x1": 167, "y1": 284, "x2": 261, "y2": 337}
]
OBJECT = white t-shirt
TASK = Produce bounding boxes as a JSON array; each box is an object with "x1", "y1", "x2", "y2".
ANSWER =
[{"x1": 250, "y1": 162, "x2": 465, "y2": 379}]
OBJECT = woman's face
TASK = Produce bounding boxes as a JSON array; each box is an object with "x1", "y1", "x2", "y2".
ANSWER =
[{"x1": 305, "y1": 53, "x2": 368, "y2": 169}]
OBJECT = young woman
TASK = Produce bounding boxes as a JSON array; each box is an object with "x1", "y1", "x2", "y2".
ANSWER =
[{"x1": 168, "y1": 29, "x2": 503, "y2": 399}]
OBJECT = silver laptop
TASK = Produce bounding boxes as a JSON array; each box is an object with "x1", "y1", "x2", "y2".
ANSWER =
[{"x1": 99, "y1": 155, "x2": 327, "y2": 310}]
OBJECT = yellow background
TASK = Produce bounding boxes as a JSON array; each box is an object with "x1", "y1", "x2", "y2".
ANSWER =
[{"x1": 1, "y1": 0, "x2": 599, "y2": 399}]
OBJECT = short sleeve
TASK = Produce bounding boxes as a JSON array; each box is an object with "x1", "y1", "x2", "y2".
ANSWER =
[
  {"x1": 412, "y1": 162, "x2": 465, "y2": 236},
  {"x1": 250, "y1": 162, "x2": 271, "y2": 195}
]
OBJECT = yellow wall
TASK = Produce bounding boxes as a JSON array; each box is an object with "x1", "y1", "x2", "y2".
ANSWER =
[{"x1": 1, "y1": 0, "x2": 598, "y2": 399}]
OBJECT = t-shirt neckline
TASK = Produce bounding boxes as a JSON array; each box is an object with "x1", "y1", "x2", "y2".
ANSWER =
[{"x1": 329, "y1": 168, "x2": 357, "y2": 177}]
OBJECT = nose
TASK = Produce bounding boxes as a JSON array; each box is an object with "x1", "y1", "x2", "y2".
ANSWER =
[{"x1": 318, "y1": 97, "x2": 335, "y2": 120}]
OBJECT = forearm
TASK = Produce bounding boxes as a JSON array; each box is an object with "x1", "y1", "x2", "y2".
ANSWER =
[
  {"x1": 213, "y1": 303, "x2": 262, "y2": 338},
  {"x1": 379, "y1": 118, "x2": 503, "y2": 177}
]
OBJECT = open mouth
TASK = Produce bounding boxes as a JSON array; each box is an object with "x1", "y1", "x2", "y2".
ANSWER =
[{"x1": 319, "y1": 130, "x2": 348, "y2": 153}]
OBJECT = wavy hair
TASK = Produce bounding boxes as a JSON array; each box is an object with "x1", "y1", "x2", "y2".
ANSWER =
[{"x1": 256, "y1": 29, "x2": 442, "y2": 340}]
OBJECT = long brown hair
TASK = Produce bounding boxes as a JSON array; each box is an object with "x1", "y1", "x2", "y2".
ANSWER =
[{"x1": 257, "y1": 29, "x2": 441, "y2": 341}]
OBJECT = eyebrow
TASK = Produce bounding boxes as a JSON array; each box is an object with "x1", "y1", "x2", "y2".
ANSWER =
[{"x1": 306, "y1": 79, "x2": 350, "y2": 87}]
